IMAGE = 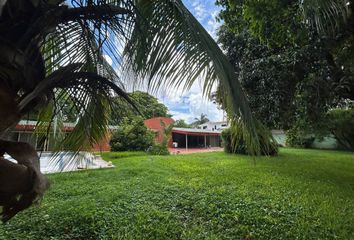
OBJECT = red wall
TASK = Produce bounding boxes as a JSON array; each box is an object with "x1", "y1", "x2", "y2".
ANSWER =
[
  {"x1": 14, "y1": 117, "x2": 175, "y2": 152},
  {"x1": 144, "y1": 117, "x2": 174, "y2": 146},
  {"x1": 91, "y1": 133, "x2": 111, "y2": 152}
]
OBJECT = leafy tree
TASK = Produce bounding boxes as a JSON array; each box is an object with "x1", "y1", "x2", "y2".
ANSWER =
[
  {"x1": 110, "y1": 118, "x2": 154, "y2": 152},
  {"x1": 216, "y1": 0, "x2": 354, "y2": 135},
  {"x1": 217, "y1": 27, "x2": 338, "y2": 131},
  {"x1": 130, "y1": 91, "x2": 170, "y2": 119},
  {"x1": 173, "y1": 119, "x2": 191, "y2": 128},
  {"x1": 300, "y1": 0, "x2": 354, "y2": 36},
  {"x1": 0, "y1": 0, "x2": 264, "y2": 220},
  {"x1": 111, "y1": 91, "x2": 170, "y2": 124},
  {"x1": 328, "y1": 108, "x2": 354, "y2": 151}
]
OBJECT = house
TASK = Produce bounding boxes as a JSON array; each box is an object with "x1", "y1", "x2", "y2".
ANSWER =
[
  {"x1": 198, "y1": 121, "x2": 229, "y2": 131},
  {"x1": 144, "y1": 117, "x2": 223, "y2": 149},
  {"x1": 5, "y1": 120, "x2": 113, "y2": 152},
  {"x1": 171, "y1": 127, "x2": 222, "y2": 149},
  {"x1": 6, "y1": 117, "x2": 224, "y2": 153}
]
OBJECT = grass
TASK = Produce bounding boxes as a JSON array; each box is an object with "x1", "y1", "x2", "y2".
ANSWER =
[{"x1": 0, "y1": 148, "x2": 353, "y2": 239}]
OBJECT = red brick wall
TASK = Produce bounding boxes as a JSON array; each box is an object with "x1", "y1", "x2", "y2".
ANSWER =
[
  {"x1": 144, "y1": 117, "x2": 174, "y2": 146},
  {"x1": 91, "y1": 133, "x2": 111, "y2": 152}
]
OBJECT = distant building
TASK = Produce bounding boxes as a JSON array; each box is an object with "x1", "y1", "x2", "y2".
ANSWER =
[
  {"x1": 5, "y1": 120, "x2": 113, "y2": 152},
  {"x1": 198, "y1": 121, "x2": 229, "y2": 131},
  {"x1": 171, "y1": 127, "x2": 222, "y2": 149},
  {"x1": 144, "y1": 117, "x2": 223, "y2": 149},
  {"x1": 5, "y1": 118, "x2": 225, "y2": 152}
]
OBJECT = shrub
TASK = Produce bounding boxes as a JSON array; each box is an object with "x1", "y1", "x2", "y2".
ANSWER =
[
  {"x1": 285, "y1": 127, "x2": 315, "y2": 148},
  {"x1": 146, "y1": 143, "x2": 170, "y2": 155},
  {"x1": 110, "y1": 118, "x2": 155, "y2": 151},
  {"x1": 221, "y1": 121, "x2": 278, "y2": 156},
  {"x1": 328, "y1": 108, "x2": 354, "y2": 151}
]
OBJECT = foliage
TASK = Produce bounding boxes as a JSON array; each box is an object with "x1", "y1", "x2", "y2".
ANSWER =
[
  {"x1": 191, "y1": 113, "x2": 209, "y2": 127},
  {"x1": 216, "y1": 1, "x2": 354, "y2": 133},
  {"x1": 285, "y1": 127, "x2": 315, "y2": 148},
  {"x1": 0, "y1": 0, "x2": 265, "y2": 221},
  {"x1": 146, "y1": 144, "x2": 170, "y2": 156},
  {"x1": 109, "y1": 118, "x2": 154, "y2": 152},
  {"x1": 111, "y1": 91, "x2": 170, "y2": 124},
  {"x1": 147, "y1": 119, "x2": 173, "y2": 156},
  {"x1": 173, "y1": 119, "x2": 191, "y2": 128},
  {"x1": 221, "y1": 128, "x2": 241, "y2": 153},
  {"x1": 216, "y1": 0, "x2": 307, "y2": 47},
  {"x1": 216, "y1": 0, "x2": 354, "y2": 44},
  {"x1": 328, "y1": 108, "x2": 354, "y2": 150},
  {"x1": 1, "y1": 149, "x2": 354, "y2": 239},
  {"x1": 221, "y1": 121, "x2": 278, "y2": 156},
  {"x1": 0, "y1": 0, "x2": 263, "y2": 156},
  {"x1": 300, "y1": 0, "x2": 353, "y2": 36},
  {"x1": 130, "y1": 91, "x2": 170, "y2": 119}
]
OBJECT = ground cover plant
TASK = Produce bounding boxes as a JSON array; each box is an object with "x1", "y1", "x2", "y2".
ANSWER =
[{"x1": 0, "y1": 148, "x2": 353, "y2": 239}]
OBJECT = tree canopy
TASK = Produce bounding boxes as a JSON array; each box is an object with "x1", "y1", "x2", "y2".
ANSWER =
[
  {"x1": 111, "y1": 91, "x2": 170, "y2": 124},
  {"x1": 173, "y1": 119, "x2": 191, "y2": 128},
  {"x1": 191, "y1": 113, "x2": 210, "y2": 127},
  {"x1": 216, "y1": 0, "x2": 354, "y2": 134}
]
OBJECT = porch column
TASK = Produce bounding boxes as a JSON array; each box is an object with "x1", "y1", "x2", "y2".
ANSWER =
[
  {"x1": 204, "y1": 135, "x2": 207, "y2": 148},
  {"x1": 185, "y1": 134, "x2": 188, "y2": 150}
]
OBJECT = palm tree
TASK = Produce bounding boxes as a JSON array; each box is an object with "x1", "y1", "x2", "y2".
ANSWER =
[
  {"x1": 300, "y1": 0, "x2": 353, "y2": 36},
  {"x1": 0, "y1": 0, "x2": 260, "y2": 221},
  {"x1": 192, "y1": 113, "x2": 210, "y2": 127}
]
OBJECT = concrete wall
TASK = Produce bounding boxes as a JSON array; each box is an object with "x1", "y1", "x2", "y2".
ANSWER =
[{"x1": 271, "y1": 130, "x2": 339, "y2": 149}]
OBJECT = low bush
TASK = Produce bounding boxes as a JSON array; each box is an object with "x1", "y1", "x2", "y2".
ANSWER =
[
  {"x1": 110, "y1": 118, "x2": 155, "y2": 151},
  {"x1": 285, "y1": 127, "x2": 315, "y2": 148},
  {"x1": 328, "y1": 108, "x2": 354, "y2": 151},
  {"x1": 221, "y1": 121, "x2": 278, "y2": 156},
  {"x1": 146, "y1": 144, "x2": 170, "y2": 155}
]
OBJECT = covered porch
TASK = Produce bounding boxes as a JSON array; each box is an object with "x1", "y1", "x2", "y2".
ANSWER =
[{"x1": 171, "y1": 127, "x2": 222, "y2": 150}]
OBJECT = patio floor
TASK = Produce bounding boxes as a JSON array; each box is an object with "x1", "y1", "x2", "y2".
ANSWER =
[{"x1": 169, "y1": 147, "x2": 224, "y2": 155}]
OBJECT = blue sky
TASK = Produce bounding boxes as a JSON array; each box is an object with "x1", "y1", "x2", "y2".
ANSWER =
[{"x1": 158, "y1": 0, "x2": 224, "y2": 123}]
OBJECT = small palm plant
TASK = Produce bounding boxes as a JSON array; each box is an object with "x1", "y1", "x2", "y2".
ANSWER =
[{"x1": 0, "y1": 0, "x2": 260, "y2": 221}]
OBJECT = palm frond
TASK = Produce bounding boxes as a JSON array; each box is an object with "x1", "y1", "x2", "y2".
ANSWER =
[
  {"x1": 21, "y1": 1, "x2": 138, "y2": 152},
  {"x1": 300, "y1": 0, "x2": 352, "y2": 35},
  {"x1": 124, "y1": 0, "x2": 260, "y2": 155}
]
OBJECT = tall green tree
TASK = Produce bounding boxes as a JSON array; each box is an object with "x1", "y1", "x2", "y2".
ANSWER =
[
  {"x1": 173, "y1": 119, "x2": 191, "y2": 128},
  {"x1": 0, "y1": 0, "x2": 261, "y2": 220},
  {"x1": 216, "y1": 0, "x2": 354, "y2": 134},
  {"x1": 111, "y1": 91, "x2": 170, "y2": 124}
]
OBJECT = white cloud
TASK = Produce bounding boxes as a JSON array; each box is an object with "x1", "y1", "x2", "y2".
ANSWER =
[
  {"x1": 157, "y1": 81, "x2": 224, "y2": 124},
  {"x1": 206, "y1": 10, "x2": 222, "y2": 39},
  {"x1": 192, "y1": 1, "x2": 207, "y2": 21}
]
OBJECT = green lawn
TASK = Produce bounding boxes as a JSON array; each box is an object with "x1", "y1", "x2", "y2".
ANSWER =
[{"x1": 1, "y1": 148, "x2": 353, "y2": 239}]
